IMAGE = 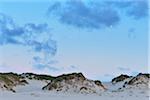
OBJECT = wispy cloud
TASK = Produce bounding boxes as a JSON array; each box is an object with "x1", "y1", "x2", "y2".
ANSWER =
[
  {"x1": 125, "y1": 1, "x2": 148, "y2": 19},
  {"x1": 117, "y1": 67, "x2": 130, "y2": 71},
  {"x1": 47, "y1": 0, "x2": 148, "y2": 29},
  {"x1": 128, "y1": 28, "x2": 136, "y2": 39},
  {"x1": 0, "y1": 13, "x2": 57, "y2": 70},
  {"x1": 107, "y1": 0, "x2": 148, "y2": 19},
  {"x1": 33, "y1": 63, "x2": 60, "y2": 71},
  {"x1": 47, "y1": 0, "x2": 120, "y2": 29}
]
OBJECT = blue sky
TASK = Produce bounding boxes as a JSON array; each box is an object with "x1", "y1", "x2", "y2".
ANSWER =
[{"x1": 0, "y1": 0, "x2": 149, "y2": 81}]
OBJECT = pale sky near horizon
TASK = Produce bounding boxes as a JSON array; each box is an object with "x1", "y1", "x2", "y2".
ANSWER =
[{"x1": 0, "y1": 0, "x2": 149, "y2": 81}]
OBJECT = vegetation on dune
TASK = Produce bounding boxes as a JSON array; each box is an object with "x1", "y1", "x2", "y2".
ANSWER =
[
  {"x1": 111, "y1": 74, "x2": 131, "y2": 84},
  {"x1": 53, "y1": 72, "x2": 85, "y2": 82},
  {"x1": 42, "y1": 72, "x2": 107, "y2": 93},
  {"x1": 42, "y1": 72, "x2": 85, "y2": 90},
  {"x1": 1, "y1": 72, "x2": 149, "y2": 93},
  {"x1": 0, "y1": 72, "x2": 26, "y2": 85},
  {"x1": 127, "y1": 73, "x2": 150, "y2": 85},
  {"x1": 0, "y1": 72, "x2": 28, "y2": 92},
  {"x1": 21, "y1": 73, "x2": 55, "y2": 80}
]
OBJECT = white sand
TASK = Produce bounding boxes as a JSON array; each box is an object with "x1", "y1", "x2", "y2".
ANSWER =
[{"x1": 0, "y1": 80, "x2": 149, "y2": 100}]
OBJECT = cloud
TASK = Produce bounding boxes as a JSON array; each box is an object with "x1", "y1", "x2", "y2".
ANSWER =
[
  {"x1": 47, "y1": 0, "x2": 148, "y2": 29},
  {"x1": 104, "y1": 74, "x2": 114, "y2": 77},
  {"x1": 47, "y1": 0, "x2": 120, "y2": 29},
  {"x1": 128, "y1": 28, "x2": 135, "y2": 33},
  {"x1": 0, "y1": 13, "x2": 57, "y2": 70},
  {"x1": 117, "y1": 67, "x2": 130, "y2": 71},
  {"x1": 128, "y1": 28, "x2": 136, "y2": 39},
  {"x1": 108, "y1": 0, "x2": 148, "y2": 19},
  {"x1": 126, "y1": 1, "x2": 148, "y2": 19},
  {"x1": 24, "y1": 23, "x2": 48, "y2": 33},
  {"x1": 33, "y1": 63, "x2": 60, "y2": 71},
  {"x1": 70, "y1": 65, "x2": 78, "y2": 69},
  {"x1": 33, "y1": 55, "x2": 59, "y2": 70},
  {"x1": 0, "y1": 13, "x2": 24, "y2": 45}
]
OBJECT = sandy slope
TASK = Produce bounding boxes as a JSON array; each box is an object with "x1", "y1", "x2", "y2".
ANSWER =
[
  {"x1": 0, "y1": 89, "x2": 149, "y2": 100},
  {"x1": 0, "y1": 80, "x2": 149, "y2": 100},
  {"x1": 14, "y1": 79, "x2": 48, "y2": 93},
  {"x1": 0, "y1": 73, "x2": 149, "y2": 100}
]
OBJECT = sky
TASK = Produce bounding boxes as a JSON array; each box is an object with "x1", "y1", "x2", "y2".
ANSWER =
[{"x1": 0, "y1": 0, "x2": 149, "y2": 81}]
